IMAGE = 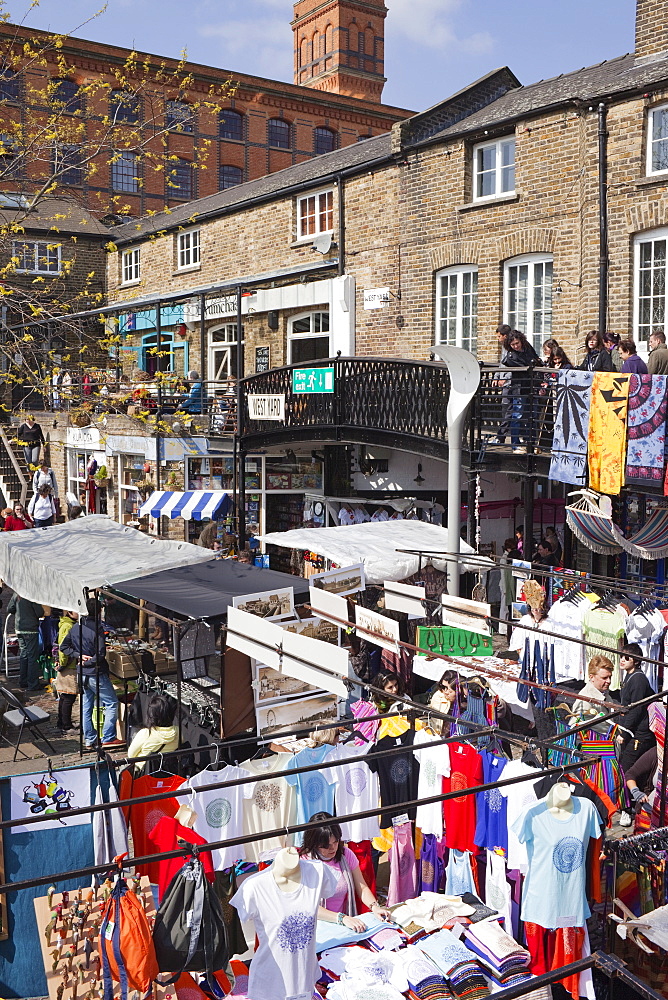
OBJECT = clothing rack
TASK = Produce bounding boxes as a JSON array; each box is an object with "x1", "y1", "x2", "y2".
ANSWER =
[
  {"x1": 0, "y1": 754, "x2": 599, "y2": 895},
  {"x1": 606, "y1": 825, "x2": 668, "y2": 857}
]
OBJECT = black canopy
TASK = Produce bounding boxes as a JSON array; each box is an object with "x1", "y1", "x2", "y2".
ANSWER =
[{"x1": 117, "y1": 558, "x2": 310, "y2": 620}]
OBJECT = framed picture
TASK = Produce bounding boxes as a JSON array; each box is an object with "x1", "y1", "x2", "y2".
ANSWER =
[
  {"x1": 310, "y1": 563, "x2": 365, "y2": 596},
  {"x1": 256, "y1": 692, "x2": 340, "y2": 737},
  {"x1": 254, "y1": 660, "x2": 321, "y2": 703},
  {"x1": 232, "y1": 586, "x2": 294, "y2": 620}
]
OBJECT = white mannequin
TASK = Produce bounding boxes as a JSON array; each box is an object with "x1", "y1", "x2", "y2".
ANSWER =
[
  {"x1": 174, "y1": 803, "x2": 197, "y2": 828},
  {"x1": 272, "y1": 846, "x2": 302, "y2": 892},
  {"x1": 547, "y1": 781, "x2": 574, "y2": 817}
]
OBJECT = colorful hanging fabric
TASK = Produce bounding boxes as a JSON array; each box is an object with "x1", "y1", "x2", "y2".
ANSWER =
[
  {"x1": 578, "y1": 727, "x2": 623, "y2": 809},
  {"x1": 549, "y1": 370, "x2": 594, "y2": 485},
  {"x1": 547, "y1": 717, "x2": 578, "y2": 768},
  {"x1": 587, "y1": 373, "x2": 631, "y2": 495},
  {"x1": 625, "y1": 374, "x2": 668, "y2": 486}
]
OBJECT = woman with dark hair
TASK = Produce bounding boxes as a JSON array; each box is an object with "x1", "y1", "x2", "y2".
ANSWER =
[
  {"x1": 299, "y1": 812, "x2": 390, "y2": 929},
  {"x1": 579, "y1": 331, "x2": 615, "y2": 372},
  {"x1": 617, "y1": 642, "x2": 656, "y2": 827},
  {"x1": 542, "y1": 338, "x2": 561, "y2": 364},
  {"x1": 127, "y1": 692, "x2": 178, "y2": 767},
  {"x1": 371, "y1": 670, "x2": 404, "y2": 714},
  {"x1": 503, "y1": 331, "x2": 541, "y2": 453},
  {"x1": 429, "y1": 670, "x2": 461, "y2": 732}
]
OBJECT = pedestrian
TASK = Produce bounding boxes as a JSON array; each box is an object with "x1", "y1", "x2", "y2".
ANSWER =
[
  {"x1": 541, "y1": 338, "x2": 561, "y2": 365},
  {"x1": 7, "y1": 592, "x2": 45, "y2": 691},
  {"x1": 32, "y1": 461, "x2": 58, "y2": 497},
  {"x1": 16, "y1": 414, "x2": 45, "y2": 468},
  {"x1": 544, "y1": 526, "x2": 562, "y2": 563},
  {"x1": 617, "y1": 642, "x2": 656, "y2": 827},
  {"x1": 487, "y1": 323, "x2": 513, "y2": 445},
  {"x1": 3, "y1": 501, "x2": 33, "y2": 531},
  {"x1": 579, "y1": 331, "x2": 615, "y2": 372},
  {"x1": 59, "y1": 598, "x2": 124, "y2": 750},
  {"x1": 28, "y1": 485, "x2": 57, "y2": 527},
  {"x1": 647, "y1": 329, "x2": 668, "y2": 375},
  {"x1": 55, "y1": 610, "x2": 79, "y2": 733},
  {"x1": 603, "y1": 331, "x2": 623, "y2": 371},
  {"x1": 127, "y1": 693, "x2": 178, "y2": 770},
  {"x1": 619, "y1": 339, "x2": 648, "y2": 375},
  {"x1": 570, "y1": 655, "x2": 614, "y2": 731},
  {"x1": 501, "y1": 331, "x2": 540, "y2": 453}
]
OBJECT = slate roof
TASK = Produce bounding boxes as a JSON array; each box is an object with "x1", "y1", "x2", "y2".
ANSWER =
[{"x1": 0, "y1": 196, "x2": 110, "y2": 237}]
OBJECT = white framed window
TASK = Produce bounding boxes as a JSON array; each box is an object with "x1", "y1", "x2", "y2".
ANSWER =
[
  {"x1": 288, "y1": 310, "x2": 330, "y2": 363},
  {"x1": 12, "y1": 239, "x2": 61, "y2": 274},
  {"x1": 177, "y1": 229, "x2": 200, "y2": 270},
  {"x1": 297, "y1": 189, "x2": 333, "y2": 239},
  {"x1": 121, "y1": 247, "x2": 140, "y2": 285},
  {"x1": 634, "y1": 228, "x2": 668, "y2": 349},
  {"x1": 473, "y1": 136, "x2": 515, "y2": 201},
  {"x1": 647, "y1": 105, "x2": 668, "y2": 175},
  {"x1": 208, "y1": 323, "x2": 243, "y2": 381},
  {"x1": 503, "y1": 254, "x2": 553, "y2": 351},
  {"x1": 435, "y1": 265, "x2": 478, "y2": 354}
]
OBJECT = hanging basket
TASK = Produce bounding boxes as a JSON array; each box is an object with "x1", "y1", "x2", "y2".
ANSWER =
[{"x1": 70, "y1": 410, "x2": 91, "y2": 428}]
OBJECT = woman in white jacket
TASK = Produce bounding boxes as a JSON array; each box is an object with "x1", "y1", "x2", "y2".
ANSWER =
[{"x1": 28, "y1": 485, "x2": 57, "y2": 527}]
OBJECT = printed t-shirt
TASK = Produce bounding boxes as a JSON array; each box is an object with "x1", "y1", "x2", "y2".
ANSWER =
[
  {"x1": 230, "y1": 859, "x2": 338, "y2": 1000},
  {"x1": 147, "y1": 815, "x2": 215, "y2": 901},
  {"x1": 286, "y1": 745, "x2": 336, "y2": 837},
  {"x1": 474, "y1": 750, "x2": 508, "y2": 854},
  {"x1": 322, "y1": 845, "x2": 360, "y2": 912},
  {"x1": 412, "y1": 728, "x2": 450, "y2": 837},
  {"x1": 442, "y1": 741, "x2": 483, "y2": 852},
  {"x1": 119, "y1": 770, "x2": 185, "y2": 884},
  {"x1": 368, "y1": 729, "x2": 418, "y2": 830},
  {"x1": 513, "y1": 796, "x2": 600, "y2": 929},
  {"x1": 241, "y1": 753, "x2": 295, "y2": 862},
  {"x1": 325, "y1": 742, "x2": 380, "y2": 842},
  {"x1": 497, "y1": 759, "x2": 540, "y2": 872},
  {"x1": 583, "y1": 606, "x2": 626, "y2": 688},
  {"x1": 189, "y1": 764, "x2": 251, "y2": 870}
]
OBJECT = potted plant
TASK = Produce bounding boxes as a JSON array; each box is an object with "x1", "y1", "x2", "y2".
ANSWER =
[
  {"x1": 94, "y1": 464, "x2": 110, "y2": 488},
  {"x1": 70, "y1": 403, "x2": 92, "y2": 428},
  {"x1": 136, "y1": 478, "x2": 155, "y2": 500},
  {"x1": 165, "y1": 470, "x2": 182, "y2": 491}
]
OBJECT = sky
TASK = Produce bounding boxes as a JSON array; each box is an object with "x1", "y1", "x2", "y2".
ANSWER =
[{"x1": 15, "y1": 0, "x2": 637, "y2": 112}]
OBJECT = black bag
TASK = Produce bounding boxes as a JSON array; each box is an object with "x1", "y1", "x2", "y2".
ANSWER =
[{"x1": 153, "y1": 854, "x2": 228, "y2": 996}]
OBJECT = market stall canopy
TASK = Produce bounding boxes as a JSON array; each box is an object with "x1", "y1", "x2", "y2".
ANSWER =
[
  {"x1": 0, "y1": 515, "x2": 215, "y2": 613},
  {"x1": 138, "y1": 490, "x2": 230, "y2": 520},
  {"x1": 258, "y1": 520, "x2": 492, "y2": 585},
  {"x1": 118, "y1": 558, "x2": 310, "y2": 619}
]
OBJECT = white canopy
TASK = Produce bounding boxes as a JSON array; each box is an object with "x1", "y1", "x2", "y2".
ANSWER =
[
  {"x1": 0, "y1": 515, "x2": 214, "y2": 613},
  {"x1": 259, "y1": 520, "x2": 491, "y2": 585}
]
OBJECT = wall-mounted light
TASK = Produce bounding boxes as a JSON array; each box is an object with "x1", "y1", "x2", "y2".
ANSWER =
[
  {"x1": 414, "y1": 463, "x2": 425, "y2": 485},
  {"x1": 554, "y1": 276, "x2": 582, "y2": 295}
]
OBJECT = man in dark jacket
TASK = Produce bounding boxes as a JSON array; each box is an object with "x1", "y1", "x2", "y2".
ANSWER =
[
  {"x1": 647, "y1": 330, "x2": 668, "y2": 375},
  {"x1": 617, "y1": 642, "x2": 656, "y2": 826},
  {"x1": 7, "y1": 592, "x2": 45, "y2": 691},
  {"x1": 60, "y1": 600, "x2": 123, "y2": 749}
]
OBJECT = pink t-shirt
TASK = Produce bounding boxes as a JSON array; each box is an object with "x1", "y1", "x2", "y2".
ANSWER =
[{"x1": 323, "y1": 846, "x2": 360, "y2": 912}]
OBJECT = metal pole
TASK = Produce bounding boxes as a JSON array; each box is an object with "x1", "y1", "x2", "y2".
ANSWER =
[
  {"x1": 598, "y1": 102, "x2": 609, "y2": 335},
  {"x1": 236, "y1": 285, "x2": 246, "y2": 550},
  {"x1": 155, "y1": 303, "x2": 162, "y2": 537},
  {"x1": 337, "y1": 174, "x2": 345, "y2": 276},
  {"x1": 199, "y1": 292, "x2": 206, "y2": 388},
  {"x1": 173, "y1": 620, "x2": 182, "y2": 749}
]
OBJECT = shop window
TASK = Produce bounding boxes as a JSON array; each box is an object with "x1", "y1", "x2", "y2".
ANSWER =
[
  {"x1": 121, "y1": 247, "x2": 140, "y2": 285},
  {"x1": 119, "y1": 454, "x2": 145, "y2": 523},
  {"x1": 50, "y1": 78, "x2": 83, "y2": 114},
  {"x1": 111, "y1": 151, "x2": 139, "y2": 193},
  {"x1": 503, "y1": 253, "x2": 553, "y2": 352},
  {"x1": 634, "y1": 228, "x2": 668, "y2": 348},
  {"x1": 13, "y1": 239, "x2": 61, "y2": 274},
  {"x1": 314, "y1": 127, "x2": 337, "y2": 155},
  {"x1": 110, "y1": 89, "x2": 141, "y2": 124},
  {"x1": 68, "y1": 449, "x2": 105, "y2": 514},
  {"x1": 165, "y1": 99, "x2": 194, "y2": 132},
  {"x1": 208, "y1": 323, "x2": 242, "y2": 381},
  {"x1": 219, "y1": 164, "x2": 243, "y2": 189},
  {"x1": 268, "y1": 118, "x2": 291, "y2": 149},
  {"x1": 177, "y1": 229, "x2": 200, "y2": 270},
  {"x1": 297, "y1": 189, "x2": 333, "y2": 239},
  {"x1": 473, "y1": 136, "x2": 515, "y2": 201},
  {"x1": 435, "y1": 265, "x2": 478, "y2": 354},
  {"x1": 219, "y1": 109, "x2": 244, "y2": 141},
  {"x1": 288, "y1": 310, "x2": 330, "y2": 363}
]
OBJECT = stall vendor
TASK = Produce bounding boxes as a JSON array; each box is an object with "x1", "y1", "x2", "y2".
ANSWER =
[{"x1": 300, "y1": 813, "x2": 390, "y2": 931}]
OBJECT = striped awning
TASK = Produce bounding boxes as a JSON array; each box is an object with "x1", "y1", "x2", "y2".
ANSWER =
[{"x1": 138, "y1": 490, "x2": 230, "y2": 521}]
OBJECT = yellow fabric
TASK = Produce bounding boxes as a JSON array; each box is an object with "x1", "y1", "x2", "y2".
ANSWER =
[{"x1": 587, "y1": 373, "x2": 631, "y2": 495}]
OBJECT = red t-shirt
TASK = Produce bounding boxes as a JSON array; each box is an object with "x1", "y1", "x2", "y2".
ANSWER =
[
  {"x1": 119, "y1": 770, "x2": 185, "y2": 884},
  {"x1": 148, "y1": 816, "x2": 215, "y2": 901},
  {"x1": 442, "y1": 742, "x2": 483, "y2": 852}
]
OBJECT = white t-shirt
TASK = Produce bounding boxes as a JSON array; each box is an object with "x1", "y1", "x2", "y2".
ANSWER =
[
  {"x1": 188, "y1": 764, "x2": 251, "y2": 869},
  {"x1": 231, "y1": 859, "x2": 338, "y2": 1000},
  {"x1": 241, "y1": 753, "x2": 296, "y2": 863},
  {"x1": 497, "y1": 759, "x2": 540, "y2": 873},
  {"x1": 325, "y1": 742, "x2": 381, "y2": 843},
  {"x1": 412, "y1": 729, "x2": 450, "y2": 837}
]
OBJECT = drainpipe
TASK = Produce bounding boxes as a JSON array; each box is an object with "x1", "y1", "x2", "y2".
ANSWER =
[
  {"x1": 337, "y1": 174, "x2": 345, "y2": 277},
  {"x1": 598, "y1": 102, "x2": 608, "y2": 336},
  {"x1": 235, "y1": 284, "x2": 246, "y2": 551}
]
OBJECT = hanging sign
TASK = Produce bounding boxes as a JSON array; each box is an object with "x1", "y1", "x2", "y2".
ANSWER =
[
  {"x1": 354, "y1": 605, "x2": 400, "y2": 653},
  {"x1": 255, "y1": 345, "x2": 271, "y2": 373},
  {"x1": 311, "y1": 563, "x2": 365, "y2": 596},
  {"x1": 384, "y1": 580, "x2": 426, "y2": 616},
  {"x1": 248, "y1": 394, "x2": 285, "y2": 421},
  {"x1": 441, "y1": 594, "x2": 491, "y2": 635},
  {"x1": 417, "y1": 624, "x2": 493, "y2": 658}
]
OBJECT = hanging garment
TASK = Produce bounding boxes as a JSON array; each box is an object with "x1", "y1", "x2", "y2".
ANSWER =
[
  {"x1": 285, "y1": 744, "x2": 336, "y2": 841},
  {"x1": 348, "y1": 840, "x2": 376, "y2": 908},
  {"x1": 583, "y1": 605, "x2": 626, "y2": 687},
  {"x1": 578, "y1": 728, "x2": 624, "y2": 809},
  {"x1": 626, "y1": 609, "x2": 666, "y2": 690},
  {"x1": 498, "y1": 759, "x2": 540, "y2": 873},
  {"x1": 93, "y1": 778, "x2": 128, "y2": 867},
  {"x1": 368, "y1": 729, "x2": 418, "y2": 831},
  {"x1": 147, "y1": 815, "x2": 215, "y2": 902},
  {"x1": 326, "y1": 742, "x2": 381, "y2": 843},
  {"x1": 241, "y1": 753, "x2": 296, "y2": 863},
  {"x1": 350, "y1": 699, "x2": 380, "y2": 744},
  {"x1": 484, "y1": 850, "x2": 513, "y2": 929},
  {"x1": 119, "y1": 770, "x2": 185, "y2": 884},
  {"x1": 444, "y1": 849, "x2": 476, "y2": 897},
  {"x1": 587, "y1": 372, "x2": 631, "y2": 495},
  {"x1": 419, "y1": 833, "x2": 440, "y2": 894},
  {"x1": 625, "y1": 374, "x2": 668, "y2": 487},
  {"x1": 387, "y1": 821, "x2": 417, "y2": 906},
  {"x1": 188, "y1": 763, "x2": 252, "y2": 870},
  {"x1": 413, "y1": 727, "x2": 450, "y2": 837},
  {"x1": 548, "y1": 715, "x2": 579, "y2": 768},
  {"x1": 545, "y1": 598, "x2": 586, "y2": 682},
  {"x1": 442, "y1": 741, "x2": 483, "y2": 852},
  {"x1": 549, "y1": 370, "x2": 594, "y2": 485},
  {"x1": 474, "y1": 751, "x2": 509, "y2": 855},
  {"x1": 523, "y1": 923, "x2": 585, "y2": 1000}
]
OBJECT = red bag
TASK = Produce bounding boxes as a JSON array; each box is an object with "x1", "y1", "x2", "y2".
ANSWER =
[{"x1": 99, "y1": 875, "x2": 159, "y2": 1000}]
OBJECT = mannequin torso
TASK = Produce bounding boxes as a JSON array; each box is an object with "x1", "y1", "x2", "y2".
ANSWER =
[
  {"x1": 272, "y1": 846, "x2": 302, "y2": 892},
  {"x1": 547, "y1": 781, "x2": 574, "y2": 818}
]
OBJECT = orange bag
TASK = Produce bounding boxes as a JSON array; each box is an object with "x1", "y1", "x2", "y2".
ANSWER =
[{"x1": 99, "y1": 875, "x2": 159, "y2": 1000}]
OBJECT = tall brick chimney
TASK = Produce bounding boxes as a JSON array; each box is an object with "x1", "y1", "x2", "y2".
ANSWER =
[
  {"x1": 292, "y1": 0, "x2": 387, "y2": 102},
  {"x1": 636, "y1": 0, "x2": 668, "y2": 63}
]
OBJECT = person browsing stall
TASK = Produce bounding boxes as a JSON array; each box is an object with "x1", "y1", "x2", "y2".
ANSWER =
[
  {"x1": 28, "y1": 484, "x2": 57, "y2": 527},
  {"x1": 127, "y1": 693, "x2": 179, "y2": 769},
  {"x1": 617, "y1": 643, "x2": 656, "y2": 826},
  {"x1": 371, "y1": 670, "x2": 404, "y2": 714},
  {"x1": 570, "y1": 655, "x2": 615, "y2": 732},
  {"x1": 300, "y1": 812, "x2": 390, "y2": 931}
]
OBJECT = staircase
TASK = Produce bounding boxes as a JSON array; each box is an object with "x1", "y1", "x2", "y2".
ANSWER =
[{"x1": 0, "y1": 426, "x2": 28, "y2": 507}]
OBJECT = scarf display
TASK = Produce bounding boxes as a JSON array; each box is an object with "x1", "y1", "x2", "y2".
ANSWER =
[
  {"x1": 588, "y1": 373, "x2": 631, "y2": 495},
  {"x1": 625, "y1": 374, "x2": 668, "y2": 486},
  {"x1": 548, "y1": 370, "x2": 594, "y2": 485}
]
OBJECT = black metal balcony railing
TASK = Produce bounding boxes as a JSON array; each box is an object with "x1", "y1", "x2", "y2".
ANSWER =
[{"x1": 473, "y1": 366, "x2": 558, "y2": 458}]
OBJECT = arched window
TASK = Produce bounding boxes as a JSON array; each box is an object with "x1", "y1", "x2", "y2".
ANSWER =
[
  {"x1": 219, "y1": 110, "x2": 244, "y2": 141},
  {"x1": 165, "y1": 100, "x2": 194, "y2": 133},
  {"x1": 314, "y1": 127, "x2": 337, "y2": 155},
  {"x1": 288, "y1": 311, "x2": 330, "y2": 364},
  {"x1": 219, "y1": 164, "x2": 243, "y2": 189},
  {"x1": 504, "y1": 254, "x2": 553, "y2": 351},
  {"x1": 435, "y1": 265, "x2": 478, "y2": 355},
  {"x1": 268, "y1": 118, "x2": 291, "y2": 150},
  {"x1": 110, "y1": 90, "x2": 141, "y2": 124},
  {"x1": 325, "y1": 24, "x2": 334, "y2": 53},
  {"x1": 300, "y1": 37, "x2": 308, "y2": 67}
]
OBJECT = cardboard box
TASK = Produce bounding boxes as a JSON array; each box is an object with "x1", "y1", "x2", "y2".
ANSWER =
[{"x1": 107, "y1": 647, "x2": 176, "y2": 679}]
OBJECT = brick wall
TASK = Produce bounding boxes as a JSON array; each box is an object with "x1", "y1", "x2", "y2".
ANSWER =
[{"x1": 636, "y1": 0, "x2": 668, "y2": 60}]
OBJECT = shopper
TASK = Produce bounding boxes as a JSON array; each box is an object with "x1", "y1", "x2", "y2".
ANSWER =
[
  {"x1": 647, "y1": 330, "x2": 668, "y2": 375},
  {"x1": 579, "y1": 331, "x2": 615, "y2": 372},
  {"x1": 299, "y1": 812, "x2": 390, "y2": 929},
  {"x1": 371, "y1": 670, "x2": 404, "y2": 714},
  {"x1": 7, "y1": 592, "x2": 45, "y2": 691},
  {"x1": 59, "y1": 598, "x2": 124, "y2": 749},
  {"x1": 55, "y1": 610, "x2": 79, "y2": 733},
  {"x1": 177, "y1": 370, "x2": 206, "y2": 414},
  {"x1": 570, "y1": 655, "x2": 614, "y2": 729},
  {"x1": 127, "y1": 693, "x2": 179, "y2": 769},
  {"x1": 501, "y1": 331, "x2": 540, "y2": 454},
  {"x1": 32, "y1": 461, "x2": 58, "y2": 497},
  {"x1": 28, "y1": 485, "x2": 57, "y2": 527},
  {"x1": 15, "y1": 414, "x2": 45, "y2": 468},
  {"x1": 619, "y1": 339, "x2": 648, "y2": 375},
  {"x1": 617, "y1": 642, "x2": 656, "y2": 827},
  {"x1": 488, "y1": 323, "x2": 513, "y2": 445},
  {"x1": 3, "y1": 501, "x2": 33, "y2": 531},
  {"x1": 625, "y1": 744, "x2": 658, "y2": 820},
  {"x1": 544, "y1": 526, "x2": 563, "y2": 563},
  {"x1": 603, "y1": 331, "x2": 623, "y2": 371}
]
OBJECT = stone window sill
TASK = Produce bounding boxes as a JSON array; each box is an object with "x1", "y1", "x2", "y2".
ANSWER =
[{"x1": 457, "y1": 192, "x2": 520, "y2": 213}]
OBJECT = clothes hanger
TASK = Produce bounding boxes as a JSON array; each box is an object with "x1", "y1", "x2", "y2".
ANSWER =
[
  {"x1": 342, "y1": 728, "x2": 370, "y2": 744},
  {"x1": 150, "y1": 751, "x2": 178, "y2": 778}
]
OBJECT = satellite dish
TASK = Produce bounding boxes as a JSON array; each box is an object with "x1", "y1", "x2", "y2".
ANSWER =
[{"x1": 312, "y1": 233, "x2": 332, "y2": 254}]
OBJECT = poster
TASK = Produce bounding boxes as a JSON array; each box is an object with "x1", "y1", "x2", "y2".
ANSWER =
[
  {"x1": 232, "y1": 586, "x2": 294, "y2": 620},
  {"x1": 9, "y1": 767, "x2": 91, "y2": 833},
  {"x1": 254, "y1": 660, "x2": 321, "y2": 703},
  {"x1": 310, "y1": 563, "x2": 365, "y2": 596},
  {"x1": 354, "y1": 605, "x2": 401, "y2": 653},
  {"x1": 256, "y1": 692, "x2": 340, "y2": 737}
]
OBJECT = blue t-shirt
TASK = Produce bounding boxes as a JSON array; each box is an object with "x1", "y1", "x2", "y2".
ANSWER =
[
  {"x1": 473, "y1": 750, "x2": 508, "y2": 854},
  {"x1": 513, "y1": 795, "x2": 600, "y2": 929},
  {"x1": 286, "y1": 744, "x2": 336, "y2": 834}
]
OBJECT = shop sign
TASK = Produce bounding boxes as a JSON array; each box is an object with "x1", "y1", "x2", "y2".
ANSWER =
[
  {"x1": 67, "y1": 425, "x2": 101, "y2": 449},
  {"x1": 248, "y1": 394, "x2": 285, "y2": 421},
  {"x1": 183, "y1": 294, "x2": 237, "y2": 323},
  {"x1": 255, "y1": 345, "x2": 271, "y2": 373},
  {"x1": 417, "y1": 624, "x2": 493, "y2": 658},
  {"x1": 292, "y1": 367, "x2": 335, "y2": 393},
  {"x1": 363, "y1": 287, "x2": 390, "y2": 310}
]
